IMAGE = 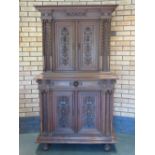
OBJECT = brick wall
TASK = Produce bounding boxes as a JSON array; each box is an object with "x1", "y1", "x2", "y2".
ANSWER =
[{"x1": 19, "y1": 0, "x2": 135, "y2": 118}]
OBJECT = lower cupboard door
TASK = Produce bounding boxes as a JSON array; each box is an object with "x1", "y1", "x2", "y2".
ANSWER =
[
  {"x1": 52, "y1": 91, "x2": 75, "y2": 135},
  {"x1": 77, "y1": 91, "x2": 102, "y2": 135}
]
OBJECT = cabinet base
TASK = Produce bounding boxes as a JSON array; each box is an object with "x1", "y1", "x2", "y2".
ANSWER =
[{"x1": 36, "y1": 132, "x2": 116, "y2": 144}]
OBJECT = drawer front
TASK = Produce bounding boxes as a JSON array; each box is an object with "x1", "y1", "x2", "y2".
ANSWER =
[{"x1": 49, "y1": 80, "x2": 100, "y2": 90}]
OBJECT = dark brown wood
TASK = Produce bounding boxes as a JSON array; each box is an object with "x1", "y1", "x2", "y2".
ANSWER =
[{"x1": 35, "y1": 5, "x2": 118, "y2": 150}]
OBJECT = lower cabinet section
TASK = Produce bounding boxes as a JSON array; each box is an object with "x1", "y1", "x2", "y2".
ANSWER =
[{"x1": 37, "y1": 79, "x2": 116, "y2": 148}]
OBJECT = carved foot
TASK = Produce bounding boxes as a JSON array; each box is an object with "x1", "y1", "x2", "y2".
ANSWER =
[
  {"x1": 42, "y1": 143, "x2": 49, "y2": 151},
  {"x1": 103, "y1": 144, "x2": 111, "y2": 152}
]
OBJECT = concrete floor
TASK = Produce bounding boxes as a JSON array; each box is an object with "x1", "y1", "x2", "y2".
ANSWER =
[{"x1": 19, "y1": 133, "x2": 134, "y2": 155}]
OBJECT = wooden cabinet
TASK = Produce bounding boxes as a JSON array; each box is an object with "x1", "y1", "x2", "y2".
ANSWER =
[{"x1": 35, "y1": 5, "x2": 118, "y2": 151}]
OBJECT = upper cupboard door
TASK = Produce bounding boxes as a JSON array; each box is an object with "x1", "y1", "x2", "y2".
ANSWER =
[
  {"x1": 55, "y1": 22, "x2": 75, "y2": 71},
  {"x1": 78, "y1": 21, "x2": 99, "y2": 71}
]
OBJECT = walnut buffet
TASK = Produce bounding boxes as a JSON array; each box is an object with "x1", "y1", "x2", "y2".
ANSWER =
[{"x1": 35, "y1": 5, "x2": 118, "y2": 151}]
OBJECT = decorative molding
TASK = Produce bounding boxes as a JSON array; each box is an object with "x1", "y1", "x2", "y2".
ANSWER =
[
  {"x1": 66, "y1": 11, "x2": 87, "y2": 16},
  {"x1": 41, "y1": 11, "x2": 53, "y2": 20}
]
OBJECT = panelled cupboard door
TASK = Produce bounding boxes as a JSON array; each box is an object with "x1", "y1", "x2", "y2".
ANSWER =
[
  {"x1": 52, "y1": 91, "x2": 75, "y2": 135},
  {"x1": 77, "y1": 91, "x2": 102, "y2": 135},
  {"x1": 78, "y1": 21, "x2": 99, "y2": 71},
  {"x1": 54, "y1": 22, "x2": 75, "y2": 71}
]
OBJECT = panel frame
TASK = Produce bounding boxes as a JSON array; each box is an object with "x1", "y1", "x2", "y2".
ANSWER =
[
  {"x1": 77, "y1": 91, "x2": 101, "y2": 135},
  {"x1": 77, "y1": 20, "x2": 100, "y2": 71},
  {"x1": 51, "y1": 91, "x2": 76, "y2": 135},
  {"x1": 54, "y1": 21, "x2": 76, "y2": 71}
]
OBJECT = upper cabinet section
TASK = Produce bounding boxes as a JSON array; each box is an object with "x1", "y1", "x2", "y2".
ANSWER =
[{"x1": 35, "y1": 5, "x2": 117, "y2": 72}]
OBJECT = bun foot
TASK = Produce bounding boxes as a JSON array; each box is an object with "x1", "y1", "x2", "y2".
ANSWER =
[
  {"x1": 103, "y1": 144, "x2": 111, "y2": 151},
  {"x1": 42, "y1": 143, "x2": 49, "y2": 151}
]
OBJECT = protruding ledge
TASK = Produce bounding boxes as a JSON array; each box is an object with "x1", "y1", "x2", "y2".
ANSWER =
[{"x1": 34, "y1": 5, "x2": 118, "y2": 20}]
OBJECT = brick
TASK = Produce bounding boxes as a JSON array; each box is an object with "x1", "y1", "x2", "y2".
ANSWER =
[
  {"x1": 22, "y1": 27, "x2": 36, "y2": 32},
  {"x1": 29, "y1": 12, "x2": 41, "y2": 17},
  {"x1": 123, "y1": 36, "x2": 134, "y2": 40},
  {"x1": 31, "y1": 61, "x2": 43, "y2": 66},
  {"x1": 27, "y1": 2, "x2": 42, "y2": 6},
  {"x1": 23, "y1": 47, "x2": 37, "y2": 52},
  {"x1": 124, "y1": 26, "x2": 134, "y2": 31},
  {"x1": 20, "y1": 6, "x2": 36, "y2": 12},
  {"x1": 20, "y1": 42, "x2": 29, "y2": 47},
  {"x1": 20, "y1": 22, "x2": 28, "y2": 27},
  {"x1": 21, "y1": 17, "x2": 36, "y2": 22},
  {"x1": 43, "y1": 2, "x2": 58, "y2": 5},
  {"x1": 30, "y1": 42, "x2": 42, "y2": 47},
  {"x1": 25, "y1": 103, "x2": 39, "y2": 107},
  {"x1": 20, "y1": 12, "x2": 28, "y2": 17},
  {"x1": 19, "y1": 113, "x2": 26, "y2": 117},
  {"x1": 25, "y1": 112, "x2": 39, "y2": 117},
  {"x1": 29, "y1": 22, "x2": 41, "y2": 27},
  {"x1": 24, "y1": 66, "x2": 38, "y2": 71},
  {"x1": 116, "y1": 10, "x2": 131, "y2": 16},
  {"x1": 72, "y1": 2, "x2": 87, "y2": 5},
  {"x1": 114, "y1": 107, "x2": 128, "y2": 112},
  {"x1": 58, "y1": 2, "x2": 73, "y2": 5},
  {"x1": 86, "y1": 2, "x2": 101, "y2": 5},
  {"x1": 20, "y1": 32, "x2": 29, "y2": 37},
  {"x1": 20, "y1": 107, "x2": 32, "y2": 113},
  {"x1": 22, "y1": 37, "x2": 36, "y2": 42},
  {"x1": 25, "y1": 93, "x2": 39, "y2": 99},
  {"x1": 116, "y1": 21, "x2": 131, "y2": 26},
  {"x1": 124, "y1": 16, "x2": 135, "y2": 21},
  {"x1": 33, "y1": 107, "x2": 40, "y2": 112},
  {"x1": 29, "y1": 33, "x2": 42, "y2": 37},
  {"x1": 19, "y1": 2, "x2": 27, "y2": 7},
  {"x1": 23, "y1": 57, "x2": 37, "y2": 61}
]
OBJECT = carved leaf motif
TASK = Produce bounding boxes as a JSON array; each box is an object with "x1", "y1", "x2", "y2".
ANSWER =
[
  {"x1": 83, "y1": 27, "x2": 93, "y2": 65},
  {"x1": 57, "y1": 96, "x2": 70, "y2": 128},
  {"x1": 60, "y1": 27, "x2": 70, "y2": 66},
  {"x1": 82, "y1": 96, "x2": 96, "y2": 128}
]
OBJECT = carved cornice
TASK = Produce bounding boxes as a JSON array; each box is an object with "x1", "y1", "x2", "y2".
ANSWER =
[{"x1": 35, "y1": 5, "x2": 117, "y2": 20}]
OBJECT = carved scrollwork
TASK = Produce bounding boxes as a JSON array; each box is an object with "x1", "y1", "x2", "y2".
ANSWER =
[
  {"x1": 83, "y1": 27, "x2": 93, "y2": 65},
  {"x1": 83, "y1": 96, "x2": 96, "y2": 128},
  {"x1": 57, "y1": 96, "x2": 70, "y2": 128},
  {"x1": 60, "y1": 27, "x2": 70, "y2": 66}
]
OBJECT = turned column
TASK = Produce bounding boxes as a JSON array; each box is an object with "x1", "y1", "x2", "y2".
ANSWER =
[
  {"x1": 42, "y1": 12, "x2": 53, "y2": 71},
  {"x1": 100, "y1": 16, "x2": 111, "y2": 71}
]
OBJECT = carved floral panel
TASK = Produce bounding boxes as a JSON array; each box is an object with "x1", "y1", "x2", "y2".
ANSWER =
[
  {"x1": 79, "y1": 21, "x2": 99, "y2": 71},
  {"x1": 55, "y1": 22, "x2": 75, "y2": 71}
]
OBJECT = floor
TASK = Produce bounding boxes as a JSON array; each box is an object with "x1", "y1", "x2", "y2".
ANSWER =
[{"x1": 19, "y1": 133, "x2": 135, "y2": 155}]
